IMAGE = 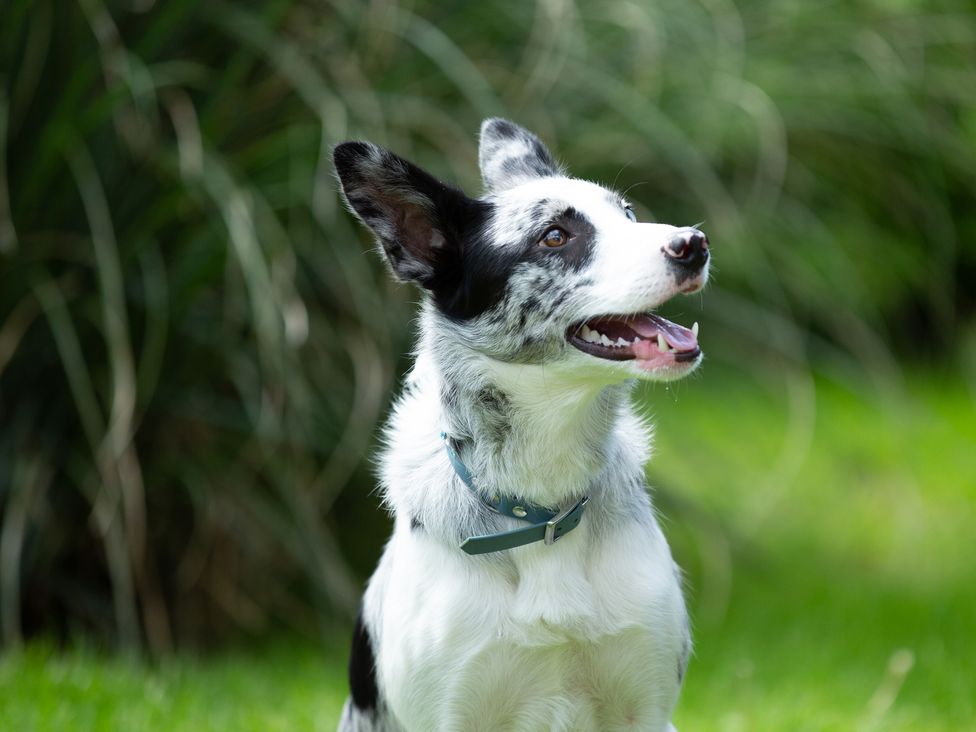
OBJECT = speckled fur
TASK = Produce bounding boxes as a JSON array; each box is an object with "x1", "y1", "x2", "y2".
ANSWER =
[{"x1": 335, "y1": 119, "x2": 708, "y2": 732}]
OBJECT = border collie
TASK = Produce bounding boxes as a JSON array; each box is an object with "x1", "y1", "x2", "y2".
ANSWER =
[{"x1": 333, "y1": 118, "x2": 709, "y2": 732}]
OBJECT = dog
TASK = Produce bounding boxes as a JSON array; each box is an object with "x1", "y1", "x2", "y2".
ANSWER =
[{"x1": 333, "y1": 118, "x2": 709, "y2": 731}]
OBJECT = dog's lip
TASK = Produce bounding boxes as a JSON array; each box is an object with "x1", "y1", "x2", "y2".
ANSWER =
[{"x1": 566, "y1": 313, "x2": 701, "y2": 364}]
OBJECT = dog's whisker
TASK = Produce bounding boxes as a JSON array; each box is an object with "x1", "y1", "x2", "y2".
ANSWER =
[{"x1": 621, "y1": 180, "x2": 649, "y2": 198}]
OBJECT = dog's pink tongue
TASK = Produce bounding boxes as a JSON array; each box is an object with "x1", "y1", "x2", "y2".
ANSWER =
[{"x1": 626, "y1": 314, "x2": 698, "y2": 351}]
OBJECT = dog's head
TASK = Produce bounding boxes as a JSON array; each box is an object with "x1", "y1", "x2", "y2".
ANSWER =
[{"x1": 334, "y1": 119, "x2": 709, "y2": 383}]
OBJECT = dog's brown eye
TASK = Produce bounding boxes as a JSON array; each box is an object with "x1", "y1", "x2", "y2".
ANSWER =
[{"x1": 540, "y1": 227, "x2": 569, "y2": 248}]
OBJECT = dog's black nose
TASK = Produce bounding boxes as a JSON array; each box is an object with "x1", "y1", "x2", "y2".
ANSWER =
[{"x1": 664, "y1": 228, "x2": 709, "y2": 271}]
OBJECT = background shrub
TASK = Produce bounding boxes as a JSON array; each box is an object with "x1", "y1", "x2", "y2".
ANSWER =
[{"x1": 1, "y1": 0, "x2": 973, "y2": 652}]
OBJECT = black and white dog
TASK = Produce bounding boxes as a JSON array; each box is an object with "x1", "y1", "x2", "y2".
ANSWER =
[{"x1": 333, "y1": 119, "x2": 709, "y2": 732}]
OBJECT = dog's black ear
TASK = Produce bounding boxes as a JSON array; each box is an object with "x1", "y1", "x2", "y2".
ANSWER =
[
  {"x1": 333, "y1": 141, "x2": 479, "y2": 287},
  {"x1": 478, "y1": 118, "x2": 563, "y2": 193}
]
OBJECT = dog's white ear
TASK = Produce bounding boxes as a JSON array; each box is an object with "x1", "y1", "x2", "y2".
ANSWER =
[
  {"x1": 334, "y1": 141, "x2": 478, "y2": 287},
  {"x1": 479, "y1": 118, "x2": 563, "y2": 193}
]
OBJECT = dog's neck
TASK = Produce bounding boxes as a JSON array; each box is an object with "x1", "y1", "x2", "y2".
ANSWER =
[{"x1": 420, "y1": 327, "x2": 642, "y2": 508}]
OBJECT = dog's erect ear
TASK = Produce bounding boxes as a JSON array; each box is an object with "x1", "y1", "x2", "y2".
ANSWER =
[
  {"x1": 478, "y1": 118, "x2": 563, "y2": 193},
  {"x1": 334, "y1": 141, "x2": 478, "y2": 287}
]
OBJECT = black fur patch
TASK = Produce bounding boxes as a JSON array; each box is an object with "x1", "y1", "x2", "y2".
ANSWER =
[
  {"x1": 410, "y1": 515, "x2": 424, "y2": 532},
  {"x1": 335, "y1": 142, "x2": 597, "y2": 323},
  {"x1": 434, "y1": 214, "x2": 526, "y2": 321},
  {"x1": 519, "y1": 296, "x2": 541, "y2": 328},
  {"x1": 348, "y1": 609, "x2": 380, "y2": 712},
  {"x1": 480, "y1": 119, "x2": 562, "y2": 189},
  {"x1": 543, "y1": 287, "x2": 572, "y2": 319},
  {"x1": 544, "y1": 207, "x2": 597, "y2": 273},
  {"x1": 519, "y1": 202, "x2": 597, "y2": 273},
  {"x1": 476, "y1": 386, "x2": 512, "y2": 447},
  {"x1": 439, "y1": 205, "x2": 597, "y2": 321},
  {"x1": 501, "y1": 153, "x2": 553, "y2": 181},
  {"x1": 334, "y1": 141, "x2": 495, "y2": 301},
  {"x1": 489, "y1": 120, "x2": 560, "y2": 173}
]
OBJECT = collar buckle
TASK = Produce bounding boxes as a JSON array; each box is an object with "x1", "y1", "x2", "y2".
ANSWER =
[{"x1": 545, "y1": 496, "x2": 589, "y2": 545}]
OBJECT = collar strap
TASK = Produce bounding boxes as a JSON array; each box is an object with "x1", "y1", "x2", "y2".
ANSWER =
[{"x1": 441, "y1": 432, "x2": 589, "y2": 555}]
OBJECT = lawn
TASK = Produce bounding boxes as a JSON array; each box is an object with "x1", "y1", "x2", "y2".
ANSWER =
[
  {"x1": 2, "y1": 367, "x2": 973, "y2": 731},
  {"x1": 0, "y1": 640, "x2": 346, "y2": 731},
  {"x1": 650, "y1": 366, "x2": 976, "y2": 731}
]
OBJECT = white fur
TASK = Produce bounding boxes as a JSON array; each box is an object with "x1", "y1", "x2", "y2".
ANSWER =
[
  {"x1": 362, "y1": 358, "x2": 690, "y2": 731},
  {"x1": 337, "y1": 119, "x2": 707, "y2": 732}
]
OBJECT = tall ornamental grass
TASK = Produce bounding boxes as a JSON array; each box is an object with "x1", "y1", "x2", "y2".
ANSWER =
[{"x1": 1, "y1": 0, "x2": 973, "y2": 651}]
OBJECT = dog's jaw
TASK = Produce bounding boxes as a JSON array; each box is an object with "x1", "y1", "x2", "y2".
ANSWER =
[{"x1": 565, "y1": 311, "x2": 702, "y2": 378}]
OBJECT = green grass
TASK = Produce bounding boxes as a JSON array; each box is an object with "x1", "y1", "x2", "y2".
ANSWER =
[
  {"x1": 0, "y1": 640, "x2": 347, "y2": 731},
  {"x1": 3, "y1": 0, "x2": 975, "y2": 648},
  {"x1": 649, "y1": 367, "x2": 976, "y2": 730},
  {"x1": 3, "y1": 367, "x2": 972, "y2": 730}
]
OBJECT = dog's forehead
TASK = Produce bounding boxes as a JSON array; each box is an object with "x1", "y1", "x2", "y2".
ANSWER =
[{"x1": 485, "y1": 177, "x2": 624, "y2": 245}]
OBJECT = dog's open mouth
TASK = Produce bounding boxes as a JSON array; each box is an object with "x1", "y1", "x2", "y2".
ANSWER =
[{"x1": 567, "y1": 313, "x2": 701, "y2": 368}]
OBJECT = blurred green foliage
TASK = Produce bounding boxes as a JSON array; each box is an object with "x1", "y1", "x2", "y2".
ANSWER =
[
  {"x1": 2, "y1": 372, "x2": 973, "y2": 729},
  {"x1": 0, "y1": 0, "x2": 974, "y2": 665}
]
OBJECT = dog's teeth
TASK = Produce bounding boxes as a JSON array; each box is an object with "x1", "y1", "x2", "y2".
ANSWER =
[
  {"x1": 600, "y1": 334, "x2": 613, "y2": 346},
  {"x1": 616, "y1": 337, "x2": 629, "y2": 347},
  {"x1": 581, "y1": 325, "x2": 593, "y2": 338},
  {"x1": 692, "y1": 321, "x2": 699, "y2": 338},
  {"x1": 657, "y1": 334, "x2": 668, "y2": 353}
]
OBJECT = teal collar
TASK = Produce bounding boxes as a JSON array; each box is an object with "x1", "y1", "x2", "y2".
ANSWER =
[{"x1": 441, "y1": 432, "x2": 589, "y2": 555}]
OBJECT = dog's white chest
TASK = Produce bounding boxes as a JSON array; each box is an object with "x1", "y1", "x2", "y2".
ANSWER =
[
  {"x1": 374, "y1": 520, "x2": 688, "y2": 732},
  {"x1": 334, "y1": 116, "x2": 711, "y2": 732}
]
